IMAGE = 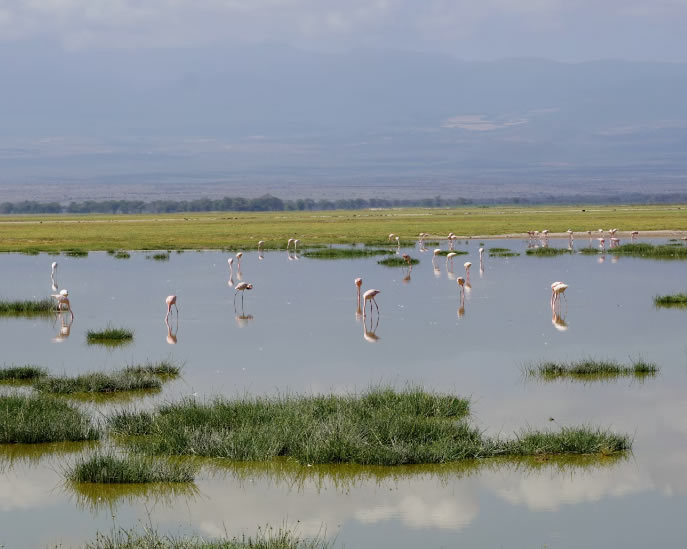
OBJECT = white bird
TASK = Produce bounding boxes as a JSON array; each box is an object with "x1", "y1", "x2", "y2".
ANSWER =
[
  {"x1": 362, "y1": 289, "x2": 381, "y2": 316},
  {"x1": 234, "y1": 281, "x2": 253, "y2": 308}
]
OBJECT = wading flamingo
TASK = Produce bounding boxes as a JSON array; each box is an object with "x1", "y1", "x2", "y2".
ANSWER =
[
  {"x1": 464, "y1": 262, "x2": 472, "y2": 284},
  {"x1": 457, "y1": 277, "x2": 465, "y2": 317},
  {"x1": 234, "y1": 281, "x2": 253, "y2": 309},
  {"x1": 401, "y1": 253, "x2": 412, "y2": 269},
  {"x1": 446, "y1": 252, "x2": 457, "y2": 268},
  {"x1": 51, "y1": 261, "x2": 58, "y2": 276},
  {"x1": 631, "y1": 231, "x2": 639, "y2": 242},
  {"x1": 257, "y1": 240, "x2": 265, "y2": 252},
  {"x1": 388, "y1": 233, "x2": 396, "y2": 241},
  {"x1": 294, "y1": 239, "x2": 300, "y2": 252},
  {"x1": 287, "y1": 238, "x2": 295, "y2": 249},
  {"x1": 355, "y1": 277, "x2": 363, "y2": 315},
  {"x1": 165, "y1": 295, "x2": 178, "y2": 320},
  {"x1": 235, "y1": 252, "x2": 243, "y2": 269},
  {"x1": 363, "y1": 289, "x2": 381, "y2": 316},
  {"x1": 51, "y1": 289, "x2": 73, "y2": 317},
  {"x1": 433, "y1": 249, "x2": 441, "y2": 267}
]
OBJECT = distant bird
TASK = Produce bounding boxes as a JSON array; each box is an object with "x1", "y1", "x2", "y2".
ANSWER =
[
  {"x1": 235, "y1": 252, "x2": 243, "y2": 268},
  {"x1": 446, "y1": 252, "x2": 457, "y2": 268},
  {"x1": 51, "y1": 261, "x2": 58, "y2": 276},
  {"x1": 257, "y1": 240, "x2": 265, "y2": 251},
  {"x1": 401, "y1": 253, "x2": 412, "y2": 268},
  {"x1": 457, "y1": 276, "x2": 465, "y2": 296},
  {"x1": 631, "y1": 230, "x2": 639, "y2": 242},
  {"x1": 388, "y1": 233, "x2": 396, "y2": 241},
  {"x1": 433, "y1": 248, "x2": 441, "y2": 266},
  {"x1": 50, "y1": 289, "x2": 72, "y2": 315},
  {"x1": 355, "y1": 277, "x2": 363, "y2": 315},
  {"x1": 478, "y1": 247, "x2": 484, "y2": 260},
  {"x1": 551, "y1": 282, "x2": 568, "y2": 309},
  {"x1": 464, "y1": 261, "x2": 472, "y2": 284},
  {"x1": 597, "y1": 237, "x2": 605, "y2": 250},
  {"x1": 165, "y1": 295, "x2": 178, "y2": 320},
  {"x1": 362, "y1": 289, "x2": 381, "y2": 316},
  {"x1": 287, "y1": 238, "x2": 295, "y2": 249},
  {"x1": 234, "y1": 282, "x2": 253, "y2": 308},
  {"x1": 227, "y1": 257, "x2": 234, "y2": 271},
  {"x1": 457, "y1": 277, "x2": 466, "y2": 317},
  {"x1": 294, "y1": 239, "x2": 300, "y2": 252}
]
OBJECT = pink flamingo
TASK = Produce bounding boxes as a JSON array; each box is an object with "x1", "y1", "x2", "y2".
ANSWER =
[
  {"x1": 165, "y1": 295, "x2": 177, "y2": 320},
  {"x1": 597, "y1": 237, "x2": 605, "y2": 250},
  {"x1": 432, "y1": 249, "x2": 441, "y2": 267},
  {"x1": 631, "y1": 231, "x2": 639, "y2": 242},
  {"x1": 446, "y1": 252, "x2": 457, "y2": 269},
  {"x1": 51, "y1": 289, "x2": 73, "y2": 317},
  {"x1": 234, "y1": 282, "x2": 253, "y2": 308},
  {"x1": 257, "y1": 240, "x2": 265, "y2": 252},
  {"x1": 457, "y1": 277, "x2": 465, "y2": 317},
  {"x1": 294, "y1": 239, "x2": 300, "y2": 252},
  {"x1": 550, "y1": 282, "x2": 568, "y2": 310},
  {"x1": 235, "y1": 252, "x2": 243, "y2": 269},
  {"x1": 464, "y1": 262, "x2": 472, "y2": 284},
  {"x1": 287, "y1": 238, "x2": 295, "y2": 249},
  {"x1": 388, "y1": 233, "x2": 396, "y2": 241},
  {"x1": 401, "y1": 253, "x2": 412, "y2": 269},
  {"x1": 355, "y1": 277, "x2": 363, "y2": 315},
  {"x1": 363, "y1": 289, "x2": 381, "y2": 316}
]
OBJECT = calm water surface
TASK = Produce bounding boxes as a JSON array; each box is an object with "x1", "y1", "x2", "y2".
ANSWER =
[{"x1": 1, "y1": 238, "x2": 686, "y2": 548}]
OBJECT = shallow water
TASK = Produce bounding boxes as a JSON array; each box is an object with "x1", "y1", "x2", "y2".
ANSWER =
[{"x1": 1, "y1": 238, "x2": 686, "y2": 548}]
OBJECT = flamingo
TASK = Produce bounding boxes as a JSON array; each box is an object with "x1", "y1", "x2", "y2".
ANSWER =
[
  {"x1": 401, "y1": 253, "x2": 412, "y2": 268},
  {"x1": 234, "y1": 282, "x2": 253, "y2": 309},
  {"x1": 457, "y1": 277, "x2": 465, "y2": 317},
  {"x1": 287, "y1": 238, "x2": 295, "y2": 249},
  {"x1": 631, "y1": 231, "x2": 639, "y2": 242},
  {"x1": 432, "y1": 249, "x2": 441, "y2": 266},
  {"x1": 50, "y1": 289, "x2": 73, "y2": 316},
  {"x1": 550, "y1": 281, "x2": 562, "y2": 308},
  {"x1": 227, "y1": 257, "x2": 234, "y2": 271},
  {"x1": 165, "y1": 295, "x2": 178, "y2": 320},
  {"x1": 464, "y1": 262, "x2": 472, "y2": 284},
  {"x1": 257, "y1": 240, "x2": 265, "y2": 252},
  {"x1": 294, "y1": 239, "x2": 300, "y2": 252},
  {"x1": 362, "y1": 289, "x2": 381, "y2": 316},
  {"x1": 235, "y1": 252, "x2": 243, "y2": 269},
  {"x1": 550, "y1": 282, "x2": 568, "y2": 310},
  {"x1": 446, "y1": 252, "x2": 457, "y2": 268},
  {"x1": 597, "y1": 237, "x2": 606, "y2": 250},
  {"x1": 355, "y1": 277, "x2": 363, "y2": 315},
  {"x1": 388, "y1": 233, "x2": 396, "y2": 241}
]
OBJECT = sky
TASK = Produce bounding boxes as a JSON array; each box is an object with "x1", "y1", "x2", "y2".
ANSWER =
[{"x1": 1, "y1": 0, "x2": 687, "y2": 61}]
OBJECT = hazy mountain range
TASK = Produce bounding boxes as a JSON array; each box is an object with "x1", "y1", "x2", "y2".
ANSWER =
[{"x1": 1, "y1": 43, "x2": 686, "y2": 201}]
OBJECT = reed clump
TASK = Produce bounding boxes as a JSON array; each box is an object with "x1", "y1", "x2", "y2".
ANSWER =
[
  {"x1": 0, "y1": 394, "x2": 99, "y2": 443},
  {"x1": 146, "y1": 252, "x2": 170, "y2": 261},
  {"x1": 67, "y1": 453, "x2": 196, "y2": 484},
  {"x1": 80, "y1": 526, "x2": 332, "y2": 549},
  {"x1": 109, "y1": 388, "x2": 629, "y2": 465},
  {"x1": 525, "y1": 247, "x2": 572, "y2": 257},
  {"x1": 489, "y1": 247, "x2": 520, "y2": 257},
  {"x1": 0, "y1": 298, "x2": 55, "y2": 316},
  {"x1": 33, "y1": 371, "x2": 162, "y2": 395},
  {"x1": 525, "y1": 359, "x2": 659, "y2": 380},
  {"x1": 654, "y1": 293, "x2": 687, "y2": 308},
  {"x1": 302, "y1": 248, "x2": 393, "y2": 259},
  {"x1": 63, "y1": 249, "x2": 89, "y2": 257},
  {"x1": 612, "y1": 243, "x2": 687, "y2": 259},
  {"x1": 113, "y1": 251, "x2": 131, "y2": 259},
  {"x1": 579, "y1": 248, "x2": 601, "y2": 255},
  {"x1": 377, "y1": 256, "x2": 420, "y2": 267},
  {"x1": 87, "y1": 327, "x2": 134, "y2": 345},
  {"x1": 435, "y1": 250, "x2": 468, "y2": 256},
  {"x1": 0, "y1": 365, "x2": 47, "y2": 382},
  {"x1": 122, "y1": 360, "x2": 181, "y2": 377}
]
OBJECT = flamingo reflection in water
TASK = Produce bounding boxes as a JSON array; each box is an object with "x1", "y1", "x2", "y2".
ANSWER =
[
  {"x1": 235, "y1": 312, "x2": 254, "y2": 328},
  {"x1": 355, "y1": 278, "x2": 363, "y2": 317},
  {"x1": 457, "y1": 277, "x2": 465, "y2": 318},
  {"x1": 50, "y1": 261, "x2": 59, "y2": 291},
  {"x1": 550, "y1": 281, "x2": 569, "y2": 330},
  {"x1": 52, "y1": 312, "x2": 73, "y2": 343},
  {"x1": 363, "y1": 311, "x2": 380, "y2": 342},
  {"x1": 165, "y1": 315, "x2": 178, "y2": 344}
]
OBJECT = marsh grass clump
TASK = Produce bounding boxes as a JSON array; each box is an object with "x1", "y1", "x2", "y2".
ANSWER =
[
  {"x1": 303, "y1": 248, "x2": 393, "y2": 259},
  {"x1": 525, "y1": 359, "x2": 659, "y2": 380},
  {"x1": 67, "y1": 453, "x2": 196, "y2": 484},
  {"x1": 63, "y1": 249, "x2": 88, "y2": 257},
  {"x1": 0, "y1": 365, "x2": 47, "y2": 383},
  {"x1": 0, "y1": 394, "x2": 99, "y2": 443},
  {"x1": 579, "y1": 248, "x2": 601, "y2": 255},
  {"x1": 109, "y1": 387, "x2": 629, "y2": 465},
  {"x1": 435, "y1": 250, "x2": 468, "y2": 256},
  {"x1": 87, "y1": 326, "x2": 134, "y2": 345},
  {"x1": 654, "y1": 293, "x2": 687, "y2": 308},
  {"x1": 494, "y1": 427, "x2": 631, "y2": 456},
  {"x1": 377, "y1": 256, "x2": 420, "y2": 267},
  {"x1": 489, "y1": 247, "x2": 520, "y2": 257},
  {"x1": 146, "y1": 252, "x2": 170, "y2": 261},
  {"x1": 123, "y1": 360, "x2": 181, "y2": 378},
  {"x1": 80, "y1": 526, "x2": 332, "y2": 549},
  {"x1": 33, "y1": 371, "x2": 162, "y2": 395},
  {"x1": 0, "y1": 298, "x2": 55, "y2": 316},
  {"x1": 525, "y1": 247, "x2": 572, "y2": 257},
  {"x1": 113, "y1": 251, "x2": 131, "y2": 259},
  {"x1": 612, "y1": 243, "x2": 687, "y2": 260}
]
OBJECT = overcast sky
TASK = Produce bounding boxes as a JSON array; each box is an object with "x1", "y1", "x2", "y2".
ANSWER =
[{"x1": 1, "y1": 0, "x2": 686, "y2": 61}]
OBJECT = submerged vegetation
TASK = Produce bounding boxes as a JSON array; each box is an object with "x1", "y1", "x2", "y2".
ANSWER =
[
  {"x1": 525, "y1": 247, "x2": 572, "y2": 257},
  {"x1": 0, "y1": 298, "x2": 55, "y2": 316},
  {"x1": 0, "y1": 394, "x2": 99, "y2": 443},
  {"x1": 63, "y1": 249, "x2": 89, "y2": 257},
  {"x1": 146, "y1": 252, "x2": 170, "y2": 261},
  {"x1": 525, "y1": 359, "x2": 658, "y2": 380},
  {"x1": 87, "y1": 327, "x2": 134, "y2": 345},
  {"x1": 654, "y1": 293, "x2": 687, "y2": 308},
  {"x1": 377, "y1": 256, "x2": 420, "y2": 267},
  {"x1": 0, "y1": 365, "x2": 47, "y2": 382},
  {"x1": 33, "y1": 370, "x2": 162, "y2": 395},
  {"x1": 113, "y1": 251, "x2": 131, "y2": 259},
  {"x1": 109, "y1": 388, "x2": 630, "y2": 465},
  {"x1": 67, "y1": 453, "x2": 196, "y2": 484},
  {"x1": 302, "y1": 248, "x2": 393, "y2": 259},
  {"x1": 489, "y1": 247, "x2": 520, "y2": 257}
]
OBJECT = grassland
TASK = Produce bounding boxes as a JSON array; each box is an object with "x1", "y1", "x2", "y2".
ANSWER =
[
  {"x1": 654, "y1": 293, "x2": 687, "y2": 308},
  {"x1": 0, "y1": 394, "x2": 99, "y2": 443},
  {"x1": 108, "y1": 388, "x2": 630, "y2": 465},
  {"x1": 0, "y1": 205, "x2": 684, "y2": 252},
  {"x1": 67, "y1": 453, "x2": 196, "y2": 483},
  {"x1": 87, "y1": 327, "x2": 134, "y2": 345},
  {"x1": 0, "y1": 298, "x2": 55, "y2": 316},
  {"x1": 525, "y1": 359, "x2": 658, "y2": 381}
]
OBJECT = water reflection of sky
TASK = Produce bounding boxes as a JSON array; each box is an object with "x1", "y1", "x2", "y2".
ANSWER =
[{"x1": 0, "y1": 238, "x2": 686, "y2": 548}]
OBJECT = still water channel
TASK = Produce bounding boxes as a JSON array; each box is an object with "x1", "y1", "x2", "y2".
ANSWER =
[{"x1": 1, "y1": 237, "x2": 686, "y2": 548}]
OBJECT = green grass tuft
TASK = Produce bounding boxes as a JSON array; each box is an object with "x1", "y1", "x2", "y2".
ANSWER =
[
  {"x1": 122, "y1": 360, "x2": 181, "y2": 377},
  {"x1": 611, "y1": 243, "x2": 687, "y2": 260},
  {"x1": 525, "y1": 359, "x2": 659, "y2": 380},
  {"x1": 113, "y1": 251, "x2": 131, "y2": 259},
  {"x1": 63, "y1": 249, "x2": 89, "y2": 257},
  {"x1": 377, "y1": 256, "x2": 420, "y2": 267},
  {"x1": 0, "y1": 394, "x2": 99, "y2": 443},
  {"x1": 435, "y1": 250, "x2": 468, "y2": 256},
  {"x1": 493, "y1": 426, "x2": 631, "y2": 456},
  {"x1": 0, "y1": 298, "x2": 55, "y2": 316},
  {"x1": 67, "y1": 453, "x2": 196, "y2": 484},
  {"x1": 302, "y1": 247, "x2": 393, "y2": 259},
  {"x1": 579, "y1": 248, "x2": 601, "y2": 255},
  {"x1": 33, "y1": 371, "x2": 162, "y2": 395},
  {"x1": 146, "y1": 252, "x2": 170, "y2": 261},
  {"x1": 0, "y1": 365, "x2": 47, "y2": 382},
  {"x1": 654, "y1": 293, "x2": 687, "y2": 308},
  {"x1": 489, "y1": 247, "x2": 520, "y2": 257},
  {"x1": 525, "y1": 247, "x2": 573, "y2": 257},
  {"x1": 109, "y1": 387, "x2": 629, "y2": 465},
  {"x1": 87, "y1": 327, "x2": 134, "y2": 345}
]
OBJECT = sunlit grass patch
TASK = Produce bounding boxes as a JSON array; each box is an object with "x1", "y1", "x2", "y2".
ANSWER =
[
  {"x1": 654, "y1": 293, "x2": 687, "y2": 308},
  {"x1": 525, "y1": 247, "x2": 572, "y2": 257},
  {"x1": 87, "y1": 327, "x2": 134, "y2": 345},
  {"x1": 67, "y1": 453, "x2": 196, "y2": 484},
  {"x1": 525, "y1": 359, "x2": 659, "y2": 381},
  {"x1": 0, "y1": 394, "x2": 99, "y2": 443},
  {"x1": 493, "y1": 427, "x2": 631, "y2": 457},
  {"x1": 122, "y1": 360, "x2": 181, "y2": 378},
  {"x1": 377, "y1": 256, "x2": 420, "y2": 267},
  {"x1": 302, "y1": 248, "x2": 393, "y2": 259},
  {"x1": 0, "y1": 298, "x2": 55, "y2": 316},
  {"x1": 33, "y1": 371, "x2": 161, "y2": 395},
  {"x1": 0, "y1": 365, "x2": 47, "y2": 383}
]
